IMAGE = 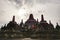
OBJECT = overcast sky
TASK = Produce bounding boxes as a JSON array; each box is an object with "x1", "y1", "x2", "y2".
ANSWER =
[{"x1": 0, "y1": 0, "x2": 60, "y2": 28}]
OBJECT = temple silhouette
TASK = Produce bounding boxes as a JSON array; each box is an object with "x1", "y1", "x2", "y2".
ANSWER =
[{"x1": 0, "y1": 14, "x2": 60, "y2": 39}]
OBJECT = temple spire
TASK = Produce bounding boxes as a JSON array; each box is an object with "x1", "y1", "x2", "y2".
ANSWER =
[
  {"x1": 21, "y1": 19, "x2": 23, "y2": 23},
  {"x1": 12, "y1": 16, "x2": 15, "y2": 22},
  {"x1": 41, "y1": 14, "x2": 44, "y2": 21},
  {"x1": 37, "y1": 18, "x2": 38, "y2": 22},
  {"x1": 29, "y1": 14, "x2": 34, "y2": 19},
  {"x1": 49, "y1": 20, "x2": 51, "y2": 24},
  {"x1": 56, "y1": 22, "x2": 59, "y2": 26}
]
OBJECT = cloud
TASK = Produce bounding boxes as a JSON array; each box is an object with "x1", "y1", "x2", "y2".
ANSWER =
[
  {"x1": 37, "y1": 0, "x2": 60, "y2": 4},
  {"x1": 8, "y1": 0, "x2": 23, "y2": 8},
  {"x1": 0, "y1": 0, "x2": 18, "y2": 26},
  {"x1": 0, "y1": 0, "x2": 60, "y2": 27},
  {"x1": 8, "y1": 0, "x2": 60, "y2": 7}
]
